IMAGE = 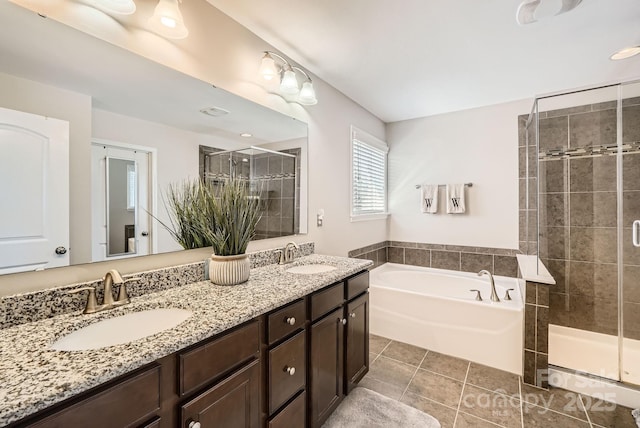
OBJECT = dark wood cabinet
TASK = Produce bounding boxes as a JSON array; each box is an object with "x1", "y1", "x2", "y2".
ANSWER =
[
  {"x1": 180, "y1": 359, "x2": 261, "y2": 428},
  {"x1": 345, "y1": 292, "x2": 369, "y2": 394},
  {"x1": 309, "y1": 307, "x2": 345, "y2": 428},
  {"x1": 11, "y1": 269, "x2": 369, "y2": 428},
  {"x1": 23, "y1": 364, "x2": 161, "y2": 428}
]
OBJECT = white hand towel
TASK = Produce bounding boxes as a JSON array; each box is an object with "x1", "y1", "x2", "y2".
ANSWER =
[
  {"x1": 446, "y1": 184, "x2": 466, "y2": 214},
  {"x1": 421, "y1": 184, "x2": 438, "y2": 213}
]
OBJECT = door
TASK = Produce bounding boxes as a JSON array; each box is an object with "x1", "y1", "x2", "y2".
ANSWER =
[
  {"x1": 345, "y1": 293, "x2": 369, "y2": 394},
  {"x1": 0, "y1": 106, "x2": 69, "y2": 273},
  {"x1": 309, "y1": 307, "x2": 344, "y2": 428},
  {"x1": 91, "y1": 143, "x2": 151, "y2": 261},
  {"x1": 180, "y1": 359, "x2": 261, "y2": 428},
  {"x1": 621, "y1": 81, "x2": 640, "y2": 386}
]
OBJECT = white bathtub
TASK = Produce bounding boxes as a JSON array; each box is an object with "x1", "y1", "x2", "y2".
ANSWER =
[{"x1": 370, "y1": 263, "x2": 524, "y2": 375}]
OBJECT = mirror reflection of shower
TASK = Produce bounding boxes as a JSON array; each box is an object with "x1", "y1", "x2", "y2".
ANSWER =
[{"x1": 199, "y1": 145, "x2": 301, "y2": 240}]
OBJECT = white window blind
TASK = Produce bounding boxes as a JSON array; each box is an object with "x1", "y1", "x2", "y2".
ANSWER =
[{"x1": 351, "y1": 126, "x2": 388, "y2": 218}]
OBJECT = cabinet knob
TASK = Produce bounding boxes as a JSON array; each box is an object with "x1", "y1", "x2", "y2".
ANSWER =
[
  {"x1": 285, "y1": 316, "x2": 296, "y2": 325},
  {"x1": 349, "y1": 312, "x2": 356, "y2": 318},
  {"x1": 188, "y1": 421, "x2": 201, "y2": 428},
  {"x1": 340, "y1": 318, "x2": 347, "y2": 325},
  {"x1": 285, "y1": 366, "x2": 296, "y2": 376}
]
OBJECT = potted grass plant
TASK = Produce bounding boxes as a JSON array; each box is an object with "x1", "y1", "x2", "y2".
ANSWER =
[
  {"x1": 208, "y1": 178, "x2": 262, "y2": 285},
  {"x1": 157, "y1": 178, "x2": 261, "y2": 285}
]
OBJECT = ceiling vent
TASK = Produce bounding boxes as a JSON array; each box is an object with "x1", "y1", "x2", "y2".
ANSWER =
[{"x1": 199, "y1": 107, "x2": 230, "y2": 117}]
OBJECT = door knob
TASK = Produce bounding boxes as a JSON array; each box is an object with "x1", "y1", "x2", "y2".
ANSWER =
[
  {"x1": 141, "y1": 231, "x2": 149, "y2": 237},
  {"x1": 55, "y1": 246, "x2": 67, "y2": 255}
]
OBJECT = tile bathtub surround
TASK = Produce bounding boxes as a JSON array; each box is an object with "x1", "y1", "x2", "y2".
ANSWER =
[
  {"x1": 364, "y1": 334, "x2": 637, "y2": 428},
  {"x1": 350, "y1": 241, "x2": 520, "y2": 277},
  {"x1": 0, "y1": 242, "x2": 315, "y2": 330},
  {"x1": 0, "y1": 254, "x2": 371, "y2": 425}
]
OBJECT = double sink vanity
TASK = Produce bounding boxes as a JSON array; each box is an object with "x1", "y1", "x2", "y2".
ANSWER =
[{"x1": 0, "y1": 254, "x2": 372, "y2": 428}]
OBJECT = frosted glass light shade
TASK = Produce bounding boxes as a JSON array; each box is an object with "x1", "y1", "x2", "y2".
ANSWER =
[
  {"x1": 298, "y1": 81, "x2": 318, "y2": 105},
  {"x1": 92, "y1": 0, "x2": 136, "y2": 15},
  {"x1": 280, "y1": 69, "x2": 299, "y2": 95},
  {"x1": 259, "y1": 54, "x2": 278, "y2": 81},
  {"x1": 148, "y1": 0, "x2": 189, "y2": 39}
]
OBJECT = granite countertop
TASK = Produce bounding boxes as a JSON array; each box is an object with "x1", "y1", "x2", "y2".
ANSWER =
[{"x1": 0, "y1": 254, "x2": 372, "y2": 426}]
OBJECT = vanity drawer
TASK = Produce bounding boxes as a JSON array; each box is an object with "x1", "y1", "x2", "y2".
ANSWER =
[
  {"x1": 29, "y1": 364, "x2": 160, "y2": 428},
  {"x1": 268, "y1": 391, "x2": 306, "y2": 428},
  {"x1": 310, "y1": 282, "x2": 344, "y2": 321},
  {"x1": 268, "y1": 330, "x2": 306, "y2": 414},
  {"x1": 179, "y1": 320, "x2": 260, "y2": 396},
  {"x1": 346, "y1": 271, "x2": 369, "y2": 300},
  {"x1": 268, "y1": 299, "x2": 306, "y2": 345}
]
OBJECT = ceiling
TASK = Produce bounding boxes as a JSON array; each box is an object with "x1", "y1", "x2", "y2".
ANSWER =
[{"x1": 207, "y1": 0, "x2": 640, "y2": 123}]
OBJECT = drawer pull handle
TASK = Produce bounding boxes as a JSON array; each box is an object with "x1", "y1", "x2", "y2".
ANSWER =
[
  {"x1": 285, "y1": 366, "x2": 296, "y2": 376},
  {"x1": 285, "y1": 316, "x2": 296, "y2": 325},
  {"x1": 349, "y1": 312, "x2": 356, "y2": 318},
  {"x1": 188, "y1": 421, "x2": 201, "y2": 428},
  {"x1": 340, "y1": 318, "x2": 347, "y2": 325}
]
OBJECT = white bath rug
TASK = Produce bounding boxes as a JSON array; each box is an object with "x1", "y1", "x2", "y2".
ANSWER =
[
  {"x1": 632, "y1": 408, "x2": 640, "y2": 427},
  {"x1": 322, "y1": 387, "x2": 441, "y2": 428}
]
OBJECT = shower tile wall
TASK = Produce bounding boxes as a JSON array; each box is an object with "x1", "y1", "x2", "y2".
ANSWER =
[
  {"x1": 520, "y1": 98, "x2": 640, "y2": 340},
  {"x1": 253, "y1": 149, "x2": 301, "y2": 240}
]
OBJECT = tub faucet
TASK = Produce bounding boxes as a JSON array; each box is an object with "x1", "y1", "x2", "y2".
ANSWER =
[{"x1": 478, "y1": 270, "x2": 500, "y2": 302}]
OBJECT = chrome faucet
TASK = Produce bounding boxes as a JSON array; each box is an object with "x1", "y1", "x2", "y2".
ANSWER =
[
  {"x1": 67, "y1": 269, "x2": 141, "y2": 314},
  {"x1": 276, "y1": 242, "x2": 300, "y2": 264},
  {"x1": 478, "y1": 270, "x2": 500, "y2": 302}
]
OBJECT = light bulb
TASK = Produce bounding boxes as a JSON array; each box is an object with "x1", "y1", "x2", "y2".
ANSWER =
[
  {"x1": 298, "y1": 81, "x2": 318, "y2": 105},
  {"x1": 259, "y1": 54, "x2": 278, "y2": 81},
  {"x1": 280, "y1": 69, "x2": 299, "y2": 95},
  {"x1": 148, "y1": 0, "x2": 188, "y2": 39}
]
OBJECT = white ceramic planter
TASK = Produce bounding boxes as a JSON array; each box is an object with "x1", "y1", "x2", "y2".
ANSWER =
[{"x1": 209, "y1": 253, "x2": 250, "y2": 285}]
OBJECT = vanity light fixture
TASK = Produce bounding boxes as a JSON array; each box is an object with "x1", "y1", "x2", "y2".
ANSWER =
[
  {"x1": 90, "y1": 0, "x2": 136, "y2": 15},
  {"x1": 610, "y1": 46, "x2": 640, "y2": 60},
  {"x1": 148, "y1": 0, "x2": 188, "y2": 39},
  {"x1": 259, "y1": 51, "x2": 318, "y2": 105}
]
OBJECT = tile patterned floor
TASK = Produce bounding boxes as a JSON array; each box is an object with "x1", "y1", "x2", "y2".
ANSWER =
[{"x1": 361, "y1": 335, "x2": 638, "y2": 428}]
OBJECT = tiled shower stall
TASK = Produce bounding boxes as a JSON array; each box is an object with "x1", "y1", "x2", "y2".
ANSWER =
[{"x1": 522, "y1": 82, "x2": 640, "y2": 387}]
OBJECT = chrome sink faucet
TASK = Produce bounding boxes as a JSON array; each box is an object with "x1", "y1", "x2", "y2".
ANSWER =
[
  {"x1": 276, "y1": 242, "x2": 300, "y2": 264},
  {"x1": 478, "y1": 270, "x2": 500, "y2": 302},
  {"x1": 67, "y1": 269, "x2": 141, "y2": 314}
]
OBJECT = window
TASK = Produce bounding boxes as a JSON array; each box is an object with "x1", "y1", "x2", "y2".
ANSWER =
[{"x1": 350, "y1": 126, "x2": 388, "y2": 220}]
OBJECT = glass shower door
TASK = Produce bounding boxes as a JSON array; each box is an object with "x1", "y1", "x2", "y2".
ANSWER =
[{"x1": 621, "y1": 81, "x2": 640, "y2": 386}]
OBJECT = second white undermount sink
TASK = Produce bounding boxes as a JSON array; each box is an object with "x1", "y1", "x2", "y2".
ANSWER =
[
  {"x1": 51, "y1": 308, "x2": 192, "y2": 351},
  {"x1": 286, "y1": 264, "x2": 337, "y2": 275}
]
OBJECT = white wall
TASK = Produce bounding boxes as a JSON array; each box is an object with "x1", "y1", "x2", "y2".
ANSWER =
[{"x1": 386, "y1": 99, "x2": 532, "y2": 249}]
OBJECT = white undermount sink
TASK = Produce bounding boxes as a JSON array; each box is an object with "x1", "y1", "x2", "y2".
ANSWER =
[
  {"x1": 286, "y1": 264, "x2": 337, "y2": 275},
  {"x1": 51, "y1": 308, "x2": 192, "y2": 351}
]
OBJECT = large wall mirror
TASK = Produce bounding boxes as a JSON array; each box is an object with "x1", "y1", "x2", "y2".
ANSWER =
[{"x1": 0, "y1": 1, "x2": 308, "y2": 275}]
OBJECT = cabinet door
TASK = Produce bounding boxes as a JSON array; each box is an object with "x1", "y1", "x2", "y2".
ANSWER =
[
  {"x1": 180, "y1": 359, "x2": 260, "y2": 428},
  {"x1": 345, "y1": 292, "x2": 369, "y2": 394},
  {"x1": 309, "y1": 307, "x2": 344, "y2": 428}
]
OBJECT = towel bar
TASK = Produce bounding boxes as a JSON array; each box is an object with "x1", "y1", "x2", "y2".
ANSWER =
[{"x1": 414, "y1": 183, "x2": 473, "y2": 189}]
